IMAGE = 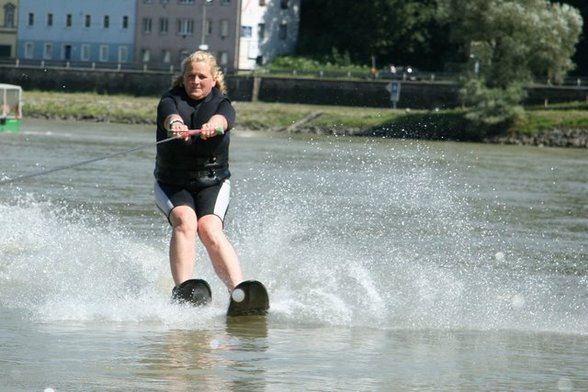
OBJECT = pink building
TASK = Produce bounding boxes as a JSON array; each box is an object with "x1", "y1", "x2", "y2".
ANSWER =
[
  {"x1": 135, "y1": 0, "x2": 300, "y2": 72},
  {"x1": 135, "y1": 0, "x2": 240, "y2": 71}
]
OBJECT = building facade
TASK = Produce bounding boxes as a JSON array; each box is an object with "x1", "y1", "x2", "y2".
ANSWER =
[
  {"x1": 17, "y1": 0, "x2": 135, "y2": 64},
  {"x1": 238, "y1": 0, "x2": 299, "y2": 70},
  {"x1": 135, "y1": 0, "x2": 241, "y2": 71},
  {"x1": 12, "y1": 0, "x2": 299, "y2": 71},
  {"x1": 0, "y1": 0, "x2": 17, "y2": 58}
]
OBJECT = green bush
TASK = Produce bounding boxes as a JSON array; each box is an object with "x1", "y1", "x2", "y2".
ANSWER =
[
  {"x1": 459, "y1": 78, "x2": 527, "y2": 136},
  {"x1": 265, "y1": 53, "x2": 369, "y2": 73}
]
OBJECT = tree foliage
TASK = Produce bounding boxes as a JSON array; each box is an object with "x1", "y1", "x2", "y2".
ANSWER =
[
  {"x1": 437, "y1": 0, "x2": 583, "y2": 131},
  {"x1": 559, "y1": 0, "x2": 588, "y2": 75},
  {"x1": 438, "y1": 0, "x2": 583, "y2": 86},
  {"x1": 298, "y1": 0, "x2": 586, "y2": 75},
  {"x1": 459, "y1": 78, "x2": 527, "y2": 131},
  {"x1": 297, "y1": 0, "x2": 449, "y2": 69},
  {"x1": 296, "y1": 0, "x2": 585, "y2": 132}
]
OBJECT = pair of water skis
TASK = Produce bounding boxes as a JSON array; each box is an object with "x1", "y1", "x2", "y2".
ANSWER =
[{"x1": 171, "y1": 279, "x2": 269, "y2": 317}]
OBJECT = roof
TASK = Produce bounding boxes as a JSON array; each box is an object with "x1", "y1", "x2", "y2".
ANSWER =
[{"x1": 0, "y1": 84, "x2": 22, "y2": 91}]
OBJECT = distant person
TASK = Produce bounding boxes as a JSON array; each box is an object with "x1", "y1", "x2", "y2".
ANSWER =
[
  {"x1": 1, "y1": 104, "x2": 10, "y2": 117},
  {"x1": 153, "y1": 50, "x2": 243, "y2": 299}
]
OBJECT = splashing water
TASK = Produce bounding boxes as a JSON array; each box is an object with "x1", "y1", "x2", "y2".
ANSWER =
[
  {"x1": 0, "y1": 197, "x2": 176, "y2": 322},
  {"x1": 228, "y1": 137, "x2": 587, "y2": 332},
  {"x1": 1, "y1": 132, "x2": 586, "y2": 334}
]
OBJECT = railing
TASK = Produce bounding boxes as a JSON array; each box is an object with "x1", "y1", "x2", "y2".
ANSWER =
[
  {"x1": 0, "y1": 58, "x2": 460, "y2": 81},
  {"x1": 249, "y1": 67, "x2": 368, "y2": 80},
  {"x1": 245, "y1": 67, "x2": 462, "y2": 83},
  {"x1": 556, "y1": 76, "x2": 588, "y2": 87},
  {"x1": 1, "y1": 58, "x2": 178, "y2": 74},
  {"x1": 2, "y1": 58, "x2": 588, "y2": 87}
]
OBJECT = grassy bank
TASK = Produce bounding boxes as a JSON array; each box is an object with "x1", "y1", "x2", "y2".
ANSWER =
[
  {"x1": 23, "y1": 90, "x2": 403, "y2": 129},
  {"x1": 23, "y1": 91, "x2": 588, "y2": 145}
]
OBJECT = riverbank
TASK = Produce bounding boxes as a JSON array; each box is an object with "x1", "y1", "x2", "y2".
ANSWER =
[{"x1": 23, "y1": 91, "x2": 588, "y2": 147}]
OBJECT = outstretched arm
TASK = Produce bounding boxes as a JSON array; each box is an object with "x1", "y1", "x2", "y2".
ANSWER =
[{"x1": 200, "y1": 114, "x2": 228, "y2": 139}]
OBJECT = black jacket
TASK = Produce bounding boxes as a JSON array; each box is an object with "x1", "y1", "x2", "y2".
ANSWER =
[{"x1": 154, "y1": 86, "x2": 235, "y2": 187}]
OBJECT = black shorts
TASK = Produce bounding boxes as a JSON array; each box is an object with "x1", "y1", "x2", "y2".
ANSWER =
[{"x1": 154, "y1": 180, "x2": 231, "y2": 224}]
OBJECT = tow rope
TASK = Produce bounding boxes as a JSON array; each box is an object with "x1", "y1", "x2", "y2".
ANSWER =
[{"x1": 0, "y1": 128, "x2": 222, "y2": 185}]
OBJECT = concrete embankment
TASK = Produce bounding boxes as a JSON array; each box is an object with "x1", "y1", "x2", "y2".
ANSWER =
[
  {"x1": 483, "y1": 128, "x2": 588, "y2": 148},
  {"x1": 3, "y1": 64, "x2": 588, "y2": 109}
]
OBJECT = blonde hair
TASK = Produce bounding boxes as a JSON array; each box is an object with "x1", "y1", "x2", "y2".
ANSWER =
[{"x1": 173, "y1": 51, "x2": 227, "y2": 95}]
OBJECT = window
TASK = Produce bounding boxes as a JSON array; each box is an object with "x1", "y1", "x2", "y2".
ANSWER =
[
  {"x1": 3, "y1": 4, "x2": 15, "y2": 28},
  {"x1": 220, "y1": 0, "x2": 230, "y2": 5},
  {"x1": 218, "y1": 51, "x2": 228, "y2": 66},
  {"x1": 280, "y1": 0, "x2": 289, "y2": 9},
  {"x1": 47, "y1": 13, "x2": 53, "y2": 27},
  {"x1": 118, "y1": 46, "x2": 128, "y2": 63},
  {"x1": 179, "y1": 0, "x2": 194, "y2": 3},
  {"x1": 63, "y1": 44, "x2": 72, "y2": 60},
  {"x1": 162, "y1": 49, "x2": 171, "y2": 63},
  {"x1": 85, "y1": 14, "x2": 91, "y2": 28},
  {"x1": 43, "y1": 43, "x2": 52, "y2": 59},
  {"x1": 220, "y1": 19, "x2": 229, "y2": 38},
  {"x1": 279, "y1": 23, "x2": 287, "y2": 40},
  {"x1": 24, "y1": 42, "x2": 34, "y2": 58},
  {"x1": 179, "y1": 50, "x2": 190, "y2": 63},
  {"x1": 241, "y1": 26, "x2": 252, "y2": 38},
  {"x1": 27, "y1": 12, "x2": 34, "y2": 26},
  {"x1": 257, "y1": 23, "x2": 265, "y2": 41},
  {"x1": 159, "y1": 18, "x2": 168, "y2": 34},
  {"x1": 141, "y1": 49, "x2": 151, "y2": 62},
  {"x1": 278, "y1": 23, "x2": 288, "y2": 40},
  {"x1": 177, "y1": 18, "x2": 194, "y2": 36},
  {"x1": 81, "y1": 44, "x2": 90, "y2": 61},
  {"x1": 143, "y1": 18, "x2": 152, "y2": 34},
  {"x1": 122, "y1": 16, "x2": 129, "y2": 29},
  {"x1": 99, "y1": 45, "x2": 109, "y2": 62},
  {"x1": 66, "y1": 14, "x2": 72, "y2": 27},
  {"x1": 205, "y1": 19, "x2": 212, "y2": 35},
  {"x1": 104, "y1": 15, "x2": 110, "y2": 28}
]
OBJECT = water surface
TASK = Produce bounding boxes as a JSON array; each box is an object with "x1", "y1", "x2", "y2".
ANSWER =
[{"x1": 1, "y1": 120, "x2": 586, "y2": 391}]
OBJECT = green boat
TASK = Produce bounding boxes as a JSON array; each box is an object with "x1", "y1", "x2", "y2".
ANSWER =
[{"x1": 0, "y1": 84, "x2": 23, "y2": 133}]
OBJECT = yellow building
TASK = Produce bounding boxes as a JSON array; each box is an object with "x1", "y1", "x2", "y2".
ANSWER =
[{"x1": 0, "y1": 0, "x2": 17, "y2": 58}]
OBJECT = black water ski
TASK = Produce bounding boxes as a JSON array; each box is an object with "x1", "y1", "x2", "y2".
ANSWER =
[
  {"x1": 227, "y1": 280, "x2": 270, "y2": 317},
  {"x1": 171, "y1": 279, "x2": 212, "y2": 306}
]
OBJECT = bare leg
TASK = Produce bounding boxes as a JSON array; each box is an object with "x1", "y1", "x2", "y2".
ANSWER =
[
  {"x1": 169, "y1": 206, "x2": 198, "y2": 285},
  {"x1": 198, "y1": 214, "x2": 243, "y2": 290}
]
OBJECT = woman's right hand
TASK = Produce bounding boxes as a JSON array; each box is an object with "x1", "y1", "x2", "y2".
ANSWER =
[{"x1": 167, "y1": 117, "x2": 190, "y2": 140}]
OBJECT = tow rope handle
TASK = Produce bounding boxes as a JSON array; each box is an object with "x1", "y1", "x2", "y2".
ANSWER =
[{"x1": 167, "y1": 127, "x2": 225, "y2": 139}]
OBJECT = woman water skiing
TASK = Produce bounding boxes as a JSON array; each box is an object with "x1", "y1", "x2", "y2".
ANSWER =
[{"x1": 154, "y1": 51, "x2": 243, "y2": 301}]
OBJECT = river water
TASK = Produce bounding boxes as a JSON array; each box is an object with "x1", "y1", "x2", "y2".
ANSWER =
[{"x1": 1, "y1": 119, "x2": 587, "y2": 391}]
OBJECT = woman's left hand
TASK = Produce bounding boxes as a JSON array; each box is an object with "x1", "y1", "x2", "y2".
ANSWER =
[{"x1": 200, "y1": 123, "x2": 224, "y2": 140}]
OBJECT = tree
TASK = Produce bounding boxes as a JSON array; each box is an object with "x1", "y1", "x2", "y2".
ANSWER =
[
  {"x1": 298, "y1": 0, "x2": 446, "y2": 69},
  {"x1": 438, "y1": 0, "x2": 582, "y2": 85},
  {"x1": 437, "y1": 0, "x2": 583, "y2": 130},
  {"x1": 559, "y1": 0, "x2": 588, "y2": 75}
]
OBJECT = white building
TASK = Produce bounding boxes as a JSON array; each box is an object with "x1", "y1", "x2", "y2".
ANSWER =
[{"x1": 238, "y1": 0, "x2": 299, "y2": 70}]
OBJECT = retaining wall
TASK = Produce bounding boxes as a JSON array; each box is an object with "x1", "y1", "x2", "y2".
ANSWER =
[{"x1": 1, "y1": 65, "x2": 586, "y2": 109}]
